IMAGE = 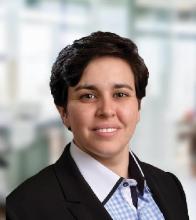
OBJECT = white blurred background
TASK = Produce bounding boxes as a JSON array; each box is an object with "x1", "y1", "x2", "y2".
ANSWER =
[{"x1": 0, "y1": 0, "x2": 196, "y2": 219}]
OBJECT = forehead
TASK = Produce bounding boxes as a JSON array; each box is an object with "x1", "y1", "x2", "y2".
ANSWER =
[{"x1": 78, "y1": 56, "x2": 135, "y2": 86}]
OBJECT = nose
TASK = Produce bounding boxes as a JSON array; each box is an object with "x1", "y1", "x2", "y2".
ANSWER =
[{"x1": 95, "y1": 96, "x2": 116, "y2": 118}]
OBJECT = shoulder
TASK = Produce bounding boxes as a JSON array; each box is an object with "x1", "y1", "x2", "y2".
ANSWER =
[
  {"x1": 140, "y1": 161, "x2": 169, "y2": 176},
  {"x1": 7, "y1": 144, "x2": 74, "y2": 208},
  {"x1": 140, "y1": 161, "x2": 188, "y2": 202},
  {"x1": 140, "y1": 161, "x2": 182, "y2": 184},
  {"x1": 6, "y1": 164, "x2": 64, "y2": 210},
  {"x1": 7, "y1": 165, "x2": 56, "y2": 202},
  {"x1": 6, "y1": 164, "x2": 73, "y2": 219},
  {"x1": 7, "y1": 145, "x2": 71, "y2": 204},
  {"x1": 140, "y1": 161, "x2": 189, "y2": 219}
]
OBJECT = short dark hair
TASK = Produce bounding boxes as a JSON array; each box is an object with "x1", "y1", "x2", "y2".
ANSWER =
[{"x1": 50, "y1": 31, "x2": 149, "y2": 109}]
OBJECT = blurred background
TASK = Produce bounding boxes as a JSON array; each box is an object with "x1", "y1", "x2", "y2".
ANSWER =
[{"x1": 0, "y1": 0, "x2": 196, "y2": 219}]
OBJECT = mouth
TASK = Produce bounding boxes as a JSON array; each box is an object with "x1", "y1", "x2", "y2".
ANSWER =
[
  {"x1": 94, "y1": 128, "x2": 117, "y2": 133},
  {"x1": 92, "y1": 126, "x2": 120, "y2": 137}
]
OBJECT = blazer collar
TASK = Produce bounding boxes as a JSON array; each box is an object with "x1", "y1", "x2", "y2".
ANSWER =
[
  {"x1": 53, "y1": 143, "x2": 112, "y2": 220},
  {"x1": 70, "y1": 142, "x2": 145, "y2": 201},
  {"x1": 70, "y1": 142, "x2": 119, "y2": 202}
]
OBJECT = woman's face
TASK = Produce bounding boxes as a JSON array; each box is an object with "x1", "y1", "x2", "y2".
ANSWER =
[{"x1": 61, "y1": 56, "x2": 140, "y2": 163}]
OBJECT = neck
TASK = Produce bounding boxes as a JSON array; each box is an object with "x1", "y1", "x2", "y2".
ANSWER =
[{"x1": 92, "y1": 149, "x2": 129, "y2": 178}]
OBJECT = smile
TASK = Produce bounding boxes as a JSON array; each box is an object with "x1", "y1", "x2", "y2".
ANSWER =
[{"x1": 95, "y1": 128, "x2": 117, "y2": 133}]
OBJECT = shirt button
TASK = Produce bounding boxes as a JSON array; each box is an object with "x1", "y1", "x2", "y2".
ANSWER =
[{"x1": 123, "y1": 182, "x2": 129, "y2": 187}]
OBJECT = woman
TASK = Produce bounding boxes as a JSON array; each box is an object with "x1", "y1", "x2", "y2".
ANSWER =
[{"x1": 7, "y1": 31, "x2": 189, "y2": 220}]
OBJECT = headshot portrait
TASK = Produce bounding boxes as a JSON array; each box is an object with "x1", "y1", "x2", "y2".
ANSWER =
[{"x1": 6, "y1": 31, "x2": 189, "y2": 220}]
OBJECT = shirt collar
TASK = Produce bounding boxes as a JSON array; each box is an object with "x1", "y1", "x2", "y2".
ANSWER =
[
  {"x1": 70, "y1": 141, "x2": 145, "y2": 202},
  {"x1": 129, "y1": 152, "x2": 145, "y2": 195}
]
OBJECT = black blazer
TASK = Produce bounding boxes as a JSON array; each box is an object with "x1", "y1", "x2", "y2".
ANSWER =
[{"x1": 6, "y1": 144, "x2": 189, "y2": 220}]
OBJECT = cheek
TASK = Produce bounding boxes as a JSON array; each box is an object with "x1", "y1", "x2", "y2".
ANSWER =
[
  {"x1": 119, "y1": 106, "x2": 139, "y2": 124},
  {"x1": 67, "y1": 105, "x2": 93, "y2": 128}
]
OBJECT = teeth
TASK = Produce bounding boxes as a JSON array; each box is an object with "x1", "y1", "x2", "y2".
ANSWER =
[{"x1": 96, "y1": 128, "x2": 117, "y2": 133}]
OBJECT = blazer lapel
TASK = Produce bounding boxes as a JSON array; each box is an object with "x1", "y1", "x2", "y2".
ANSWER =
[
  {"x1": 143, "y1": 170, "x2": 174, "y2": 220},
  {"x1": 140, "y1": 162, "x2": 188, "y2": 220},
  {"x1": 53, "y1": 144, "x2": 112, "y2": 220}
]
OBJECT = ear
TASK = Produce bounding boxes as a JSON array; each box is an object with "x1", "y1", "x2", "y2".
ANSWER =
[{"x1": 56, "y1": 106, "x2": 70, "y2": 128}]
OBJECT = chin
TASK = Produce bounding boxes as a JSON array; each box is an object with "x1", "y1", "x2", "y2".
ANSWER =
[{"x1": 92, "y1": 146, "x2": 125, "y2": 159}]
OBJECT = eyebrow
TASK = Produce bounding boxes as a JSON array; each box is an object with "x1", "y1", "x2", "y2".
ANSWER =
[
  {"x1": 74, "y1": 83, "x2": 134, "y2": 91},
  {"x1": 114, "y1": 84, "x2": 134, "y2": 91}
]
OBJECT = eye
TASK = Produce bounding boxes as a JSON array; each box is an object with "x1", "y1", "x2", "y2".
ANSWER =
[
  {"x1": 79, "y1": 93, "x2": 96, "y2": 101},
  {"x1": 113, "y1": 92, "x2": 129, "y2": 98}
]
